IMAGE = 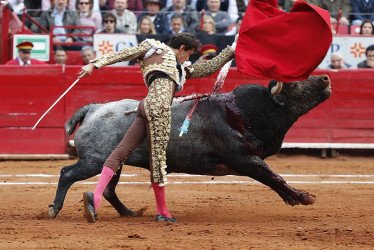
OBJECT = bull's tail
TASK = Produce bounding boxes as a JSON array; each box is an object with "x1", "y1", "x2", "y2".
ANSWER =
[{"x1": 65, "y1": 104, "x2": 95, "y2": 135}]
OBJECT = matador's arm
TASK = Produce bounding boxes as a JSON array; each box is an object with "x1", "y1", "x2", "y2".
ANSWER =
[
  {"x1": 90, "y1": 40, "x2": 152, "y2": 69},
  {"x1": 186, "y1": 46, "x2": 235, "y2": 79}
]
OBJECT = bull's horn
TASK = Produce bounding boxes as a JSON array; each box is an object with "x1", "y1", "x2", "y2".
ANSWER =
[{"x1": 271, "y1": 82, "x2": 283, "y2": 95}]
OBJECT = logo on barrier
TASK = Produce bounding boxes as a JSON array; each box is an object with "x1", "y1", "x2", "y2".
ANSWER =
[
  {"x1": 350, "y1": 43, "x2": 366, "y2": 58},
  {"x1": 98, "y1": 40, "x2": 113, "y2": 55}
]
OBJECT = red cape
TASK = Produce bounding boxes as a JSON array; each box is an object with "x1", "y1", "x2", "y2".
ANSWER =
[{"x1": 235, "y1": 0, "x2": 332, "y2": 82}]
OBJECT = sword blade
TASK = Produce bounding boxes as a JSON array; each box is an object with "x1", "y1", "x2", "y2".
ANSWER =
[{"x1": 32, "y1": 77, "x2": 81, "y2": 130}]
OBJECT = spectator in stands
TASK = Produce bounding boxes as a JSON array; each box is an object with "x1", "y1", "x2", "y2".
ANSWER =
[
  {"x1": 164, "y1": 0, "x2": 200, "y2": 33},
  {"x1": 42, "y1": 0, "x2": 73, "y2": 10},
  {"x1": 328, "y1": 52, "x2": 351, "y2": 69},
  {"x1": 202, "y1": 15, "x2": 216, "y2": 34},
  {"x1": 80, "y1": 46, "x2": 96, "y2": 64},
  {"x1": 8, "y1": 0, "x2": 25, "y2": 20},
  {"x1": 282, "y1": 0, "x2": 318, "y2": 12},
  {"x1": 350, "y1": 0, "x2": 374, "y2": 26},
  {"x1": 196, "y1": 43, "x2": 217, "y2": 63},
  {"x1": 314, "y1": 0, "x2": 351, "y2": 25},
  {"x1": 360, "y1": 20, "x2": 374, "y2": 35},
  {"x1": 77, "y1": 0, "x2": 103, "y2": 41},
  {"x1": 97, "y1": 12, "x2": 124, "y2": 33},
  {"x1": 196, "y1": 0, "x2": 229, "y2": 12},
  {"x1": 137, "y1": 0, "x2": 169, "y2": 34},
  {"x1": 51, "y1": 0, "x2": 102, "y2": 11},
  {"x1": 137, "y1": 16, "x2": 157, "y2": 34},
  {"x1": 99, "y1": 0, "x2": 110, "y2": 14},
  {"x1": 54, "y1": 47, "x2": 68, "y2": 64},
  {"x1": 169, "y1": 14, "x2": 184, "y2": 34},
  {"x1": 225, "y1": 15, "x2": 242, "y2": 36},
  {"x1": 5, "y1": 41, "x2": 47, "y2": 65},
  {"x1": 358, "y1": 45, "x2": 374, "y2": 68},
  {"x1": 205, "y1": 0, "x2": 231, "y2": 33},
  {"x1": 107, "y1": 0, "x2": 144, "y2": 13},
  {"x1": 112, "y1": 0, "x2": 137, "y2": 33},
  {"x1": 222, "y1": 0, "x2": 246, "y2": 25},
  {"x1": 39, "y1": 0, "x2": 82, "y2": 47}
]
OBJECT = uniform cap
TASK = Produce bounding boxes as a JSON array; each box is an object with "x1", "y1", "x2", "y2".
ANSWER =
[
  {"x1": 200, "y1": 44, "x2": 218, "y2": 55},
  {"x1": 16, "y1": 41, "x2": 34, "y2": 52}
]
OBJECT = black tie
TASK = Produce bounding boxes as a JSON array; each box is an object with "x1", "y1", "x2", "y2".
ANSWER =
[{"x1": 24, "y1": 62, "x2": 28, "y2": 66}]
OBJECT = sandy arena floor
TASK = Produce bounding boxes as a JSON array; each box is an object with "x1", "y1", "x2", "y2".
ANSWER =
[{"x1": 0, "y1": 153, "x2": 374, "y2": 249}]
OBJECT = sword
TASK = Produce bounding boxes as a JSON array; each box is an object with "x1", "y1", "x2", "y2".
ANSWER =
[{"x1": 32, "y1": 75, "x2": 84, "y2": 130}]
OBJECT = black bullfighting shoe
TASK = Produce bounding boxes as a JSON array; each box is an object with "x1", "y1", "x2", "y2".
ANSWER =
[
  {"x1": 155, "y1": 214, "x2": 177, "y2": 222},
  {"x1": 83, "y1": 192, "x2": 97, "y2": 223}
]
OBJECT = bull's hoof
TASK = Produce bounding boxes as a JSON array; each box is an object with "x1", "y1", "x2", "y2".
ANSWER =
[
  {"x1": 83, "y1": 192, "x2": 97, "y2": 223},
  {"x1": 48, "y1": 203, "x2": 58, "y2": 218},
  {"x1": 299, "y1": 192, "x2": 316, "y2": 205},
  {"x1": 119, "y1": 207, "x2": 136, "y2": 217},
  {"x1": 282, "y1": 192, "x2": 316, "y2": 206},
  {"x1": 155, "y1": 214, "x2": 177, "y2": 222}
]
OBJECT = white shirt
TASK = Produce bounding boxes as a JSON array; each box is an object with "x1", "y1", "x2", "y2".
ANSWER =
[{"x1": 18, "y1": 57, "x2": 31, "y2": 65}]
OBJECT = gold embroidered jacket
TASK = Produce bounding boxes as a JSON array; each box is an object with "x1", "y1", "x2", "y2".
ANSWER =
[{"x1": 90, "y1": 39, "x2": 235, "y2": 92}]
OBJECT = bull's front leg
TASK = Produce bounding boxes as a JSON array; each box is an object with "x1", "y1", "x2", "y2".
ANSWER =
[
  {"x1": 235, "y1": 155, "x2": 316, "y2": 206},
  {"x1": 48, "y1": 160, "x2": 101, "y2": 218}
]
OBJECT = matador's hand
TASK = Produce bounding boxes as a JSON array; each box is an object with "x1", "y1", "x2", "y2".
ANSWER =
[{"x1": 79, "y1": 63, "x2": 95, "y2": 78}]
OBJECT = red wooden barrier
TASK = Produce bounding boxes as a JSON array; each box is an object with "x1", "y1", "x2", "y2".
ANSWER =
[{"x1": 0, "y1": 66, "x2": 374, "y2": 156}]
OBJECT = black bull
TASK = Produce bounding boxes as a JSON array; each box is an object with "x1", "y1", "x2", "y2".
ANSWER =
[{"x1": 48, "y1": 75, "x2": 332, "y2": 218}]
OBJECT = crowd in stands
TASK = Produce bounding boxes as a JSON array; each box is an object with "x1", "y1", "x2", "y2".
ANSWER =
[{"x1": 4, "y1": 0, "x2": 374, "y2": 68}]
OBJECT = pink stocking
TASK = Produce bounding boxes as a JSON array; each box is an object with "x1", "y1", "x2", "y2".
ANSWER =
[
  {"x1": 152, "y1": 183, "x2": 172, "y2": 218},
  {"x1": 93, "y1": 166, "x2": 114, "y2": 211}
]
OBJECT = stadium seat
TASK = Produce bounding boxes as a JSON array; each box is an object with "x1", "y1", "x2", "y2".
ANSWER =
[
  {"x1": 350, "y1": 25, "x2": 361, "y2": 35},
  {"x1": 332, "y1": 24, "x2": 349, "y2": 34}
]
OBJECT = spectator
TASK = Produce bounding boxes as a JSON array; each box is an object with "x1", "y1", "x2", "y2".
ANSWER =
[
  {"x1": 225, "y1": 15, "x2": 242, "y2": 36},
  {"x1": 39, "y1": 0, "x2": 82, "y2": 47},
  {"x1": 350, "y1": 0, "x2": 374, "y2": 26},
  {"x1": 282, "y1": 0, "x2": 318, "y2": 12},
  {"x1": 360, "y1": 20, "x2": 374, "y2": 35},
  {"x1": 202, "y1": 15, "x2": 216, "y2": 34},
  {"x1": 5, "y1": 41, "x2": 47, "y2": 65},
  {"x1": 97, "y1": 12, "x2": 124, "y2": 33},
  {"x1": 99, "y1": 0, "x2": 110, "y2": 14},
  {"x1": 223, "y1": 0, "x2": 246, "y2": 25},
  {"x1": 107, "y1": 0, "x2": 143, "y2": 13},
  {"x1": 196, "y1": 0, "x2": 229, "y2": 12},
  {"x1": 164, "y1": 0, "x2": 200, "y2": 33},
  {"x1": 358, "y1": 45, "x2": 374, "y2": 68},
  {"x1": 112, "y1": 0, "x2": 137, "y2": 33},
  {"x1": 42, "y1": 0, "x2": 75, "y2": 10},
  {"x1": 328, "y1": 52, "x2": 351, "y2": 69},
  {"x1": 8, "y1": 0, "x2": 25, "y2": 20},
  {"x1": 54, "y1": 47, "x2": 68, "y2": 64},
  {"x1": 81, "y1": 46, "x2": 96, "y2": 65},
  {"x1": 196, "y1": 43, "x2": 217, "y2": 63},
  {"x1": 169, "y1": 14, "x2": 184, "y2": 34},
  {"x1": 77, "y1": 0, "x2": 103, "y2": 41},
  {"x1": 205, "y1": 0, "x2": 231, "y2": 33},
  {"x1": 49, "y1": 0, "x2": 102, "y2": 11},
  {"x1": 137, "y1": 16, "x2": 157, "y2": 34},
  {"x1": 314, "y1": 0, "x2": 351, "y2": 25},
  {"x1": 137, "y1": 0, "x2": 169, "y2": 34}
]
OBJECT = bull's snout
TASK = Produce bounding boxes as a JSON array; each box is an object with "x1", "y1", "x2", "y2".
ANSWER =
[{"x1": 321, "y1": 75, "x2": 331, "y2": 91}]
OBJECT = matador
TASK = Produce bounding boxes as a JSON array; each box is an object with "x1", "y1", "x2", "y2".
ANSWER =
[{"x1": 79, "y1": 32, "x2": 235, "y2": 223}]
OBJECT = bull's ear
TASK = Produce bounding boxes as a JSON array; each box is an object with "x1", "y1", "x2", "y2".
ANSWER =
[{"x1": 272, "y1": 94, "x2": 286, "y2": 106}]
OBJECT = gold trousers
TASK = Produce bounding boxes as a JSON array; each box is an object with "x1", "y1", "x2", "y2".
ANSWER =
[{"x1": 104, "y1": 77, "x2": 174, "y2": 186}]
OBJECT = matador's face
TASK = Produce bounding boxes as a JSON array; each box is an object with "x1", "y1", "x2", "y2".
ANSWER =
[{"x1": 175, "y1": 45, "x2": 194, "y2": 64}]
